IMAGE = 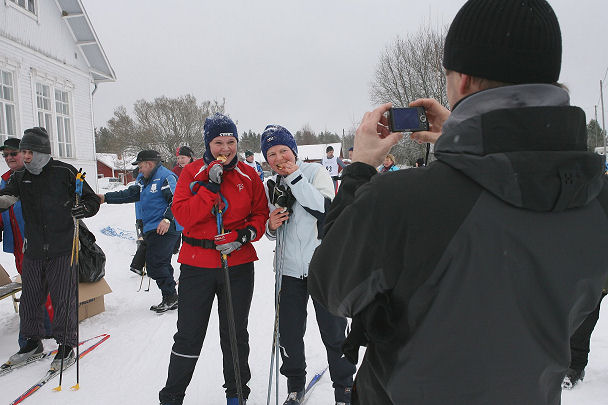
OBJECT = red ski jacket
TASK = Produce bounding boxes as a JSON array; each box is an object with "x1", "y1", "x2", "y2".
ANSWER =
[{"x1": 173, "y1": 159, "x2": 269, "y2": 268}]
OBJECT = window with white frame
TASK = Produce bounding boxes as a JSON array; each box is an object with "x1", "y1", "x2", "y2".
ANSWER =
[
  {"x1": 36, "y1": 82, "x2": 74, "y2": 158},
  {"x1": 0, "y1": 70, "x2": 17, "y2": 143},
  {"x1": 9, "y1": 0, "x2": 36, "y2": 15},
  {"x1": 55, "y1": 89, "x2": 72, "y2": 158}
]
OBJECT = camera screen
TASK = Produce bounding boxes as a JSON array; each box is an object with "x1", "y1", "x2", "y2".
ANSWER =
[{"x1": 392, "y1": 108, "x2": 421, "y2": 131}]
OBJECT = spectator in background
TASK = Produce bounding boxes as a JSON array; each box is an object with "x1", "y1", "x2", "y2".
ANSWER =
[
  {"x1": 99, "y1": 150, "x2": 182, "y2": 313},
  {"x1": 322, "y1": 145, "x2": 347, "y2": 190},
  {"x1": 378, "y1": 154, "x2": 399, "y2": 173},
  {"x1": 172, "y1": 146, "x2": 195, "y2": 178},
  {"x1": 244, "y1": 150, "x2": 264, "y2": 181}
]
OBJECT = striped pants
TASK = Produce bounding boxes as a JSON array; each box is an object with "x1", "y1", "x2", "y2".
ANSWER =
[{"x1": 20, "y1": 254, "x2": 78, "y2": 347}]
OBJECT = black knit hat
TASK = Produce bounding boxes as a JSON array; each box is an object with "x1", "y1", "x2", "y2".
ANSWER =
[
  {"x1": 443, "y1": 0, "x2": 562, "y2": 84},
  {"x1": 0, "y1": 137, "x2": 21, "y2": 151},
  {"x1": 20, "y1": 127, "x2": 51, "y2": 154},
  {"x1": 177, "y1": 146, "x2": 194, "y2": 158}
]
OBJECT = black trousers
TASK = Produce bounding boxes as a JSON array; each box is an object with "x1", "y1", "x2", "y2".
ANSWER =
[
  {"x1": 144, "y1": 230, "x2": 179, "y2": 297},
  {"x1": 280, "y1": 276, "x2": 355, "y2": 402},
  {"x1": 130, "y1": 239, "x2": 146, "y2": 271},
  {"x1": 159, "y1": 262, "x2": 254, "y2": 404},
  {"x1": 20, "y1": 254, "x2": 77, "y2": 347},
  {"x1": 569, "y1": 292, "x2": 607, "y2": 371}
]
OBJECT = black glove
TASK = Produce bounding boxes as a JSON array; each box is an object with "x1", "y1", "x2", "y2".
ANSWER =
[
  {"x1": 71, "y1": 203, "x2": 88, "y2": 219},
  {"x1": 267, "y1": 178, "x2": 296, "y2": 212}
]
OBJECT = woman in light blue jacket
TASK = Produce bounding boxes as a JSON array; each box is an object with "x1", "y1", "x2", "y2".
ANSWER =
[{"x1": 261, "y1": 125, "x2": 355, "y2": 405}]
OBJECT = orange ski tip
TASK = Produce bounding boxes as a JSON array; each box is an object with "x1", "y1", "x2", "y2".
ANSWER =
[
  {"x1": 52, "y1": 385, "x2": 62, "y2": 392},
  {"x1": 70, "y1": 383, "x2": 80, "y2": 391}
]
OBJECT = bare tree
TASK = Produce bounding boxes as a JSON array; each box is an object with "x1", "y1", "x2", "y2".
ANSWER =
[
  {"x1": 132, "y1": 95, "x2": 225, "y2": 162},
  {"x1": 370, "y1": 22, "x2": 447, "y2": 166}
]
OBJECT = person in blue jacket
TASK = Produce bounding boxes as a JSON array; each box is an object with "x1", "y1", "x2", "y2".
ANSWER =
[{"x1": 98, "y1": 150, "x2": 182, "y2": 313}]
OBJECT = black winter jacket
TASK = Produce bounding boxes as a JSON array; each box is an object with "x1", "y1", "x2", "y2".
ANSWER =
[
  {"x1": 308, "y1": 84, "x2": 608, "y2": 405},
  {"x1": 0, "y1": 159, "x2": 100, "y2": 259}
]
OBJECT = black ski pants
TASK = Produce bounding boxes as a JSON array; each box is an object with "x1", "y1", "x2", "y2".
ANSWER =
[
  {"x1": 569, "y1": 292, "x2": 607, "y2": 371},
  {"x1": 280, "y1": 275, "x2": 355, "y2": 402},
  {"x1": 20, "y1": 254, "x2": 78, "y2": 347},
  {"x1": 130, "y1": 238, "x2": 146, "y2": 272},
  {"x1": 159, "y1": 262, "x2": 254, "y2": 404},
  {"x1": 144, "y1": 230, "x2": 178, "y2": 297}
]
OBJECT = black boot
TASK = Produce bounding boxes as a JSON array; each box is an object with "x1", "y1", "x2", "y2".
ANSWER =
[
  {"x1": 283, "y1": 389, "x2": 305, "y2": 405},
  {"x1": 152, "y1": 294, "x2": 178, "y2": 313},
  {"x1": 562, "y1": 368, "x2": 585, "y2": 389}
]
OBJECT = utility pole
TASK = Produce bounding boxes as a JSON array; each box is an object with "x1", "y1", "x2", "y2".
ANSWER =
[{"x1": 601, "y1": 80, "x2": 606, "y2": 155}]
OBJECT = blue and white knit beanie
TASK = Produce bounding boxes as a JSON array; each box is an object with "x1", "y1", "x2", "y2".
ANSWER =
[
  {"x1": 203, "y1": 113, "x2": 238, "y2": 167},
  {"x1": 260, "y1": 125, "x2": 298, "y2": 162}
]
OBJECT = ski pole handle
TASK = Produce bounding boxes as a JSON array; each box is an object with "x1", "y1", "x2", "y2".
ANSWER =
[{"x1": 75, "y1": 168, "x2": 86, "y2": 197}]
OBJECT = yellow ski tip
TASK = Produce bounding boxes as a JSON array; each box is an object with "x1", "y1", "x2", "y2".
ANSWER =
[
  {"x1": 70, "y1": 383, "x2": 80, "y2": 391},
  {"x1": 52, "y1": 385, "x2": 62, "y2": 392}
]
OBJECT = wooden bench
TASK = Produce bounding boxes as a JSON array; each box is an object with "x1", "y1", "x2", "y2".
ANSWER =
[{"x1": 0, "y1": 282, "x2": 21, "y2": 313}]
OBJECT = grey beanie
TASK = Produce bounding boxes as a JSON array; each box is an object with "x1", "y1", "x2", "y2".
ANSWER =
[{"x1": 20, "y1": 127, "x2": 51, "y2": 154}]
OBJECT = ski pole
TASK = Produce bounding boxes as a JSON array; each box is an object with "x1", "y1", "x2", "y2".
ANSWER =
[
  {"x1": 215, "y1": 195, "x2": 244, "y2": 405},
  {"x1": 54, "y1": 169, "x2": 85, "y2": 392}
]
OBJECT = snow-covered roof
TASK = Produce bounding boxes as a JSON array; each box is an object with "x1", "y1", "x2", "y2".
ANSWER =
[
  {"x1": 296, "y1": 143, "x2": 342, "y2": 161},
  {"x1": 96, "y1": 153, "x2": 136, "y2": 170},
  {"x1": 56, "y1": 0, "x2": 116, "y2": 83}
]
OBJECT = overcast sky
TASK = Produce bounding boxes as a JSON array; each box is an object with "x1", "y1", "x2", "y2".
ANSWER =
[{"x1": 82, "y1": 0, "x2": 608, "y2": 138}]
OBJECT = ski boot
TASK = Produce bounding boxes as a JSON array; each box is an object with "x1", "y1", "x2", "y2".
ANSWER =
[
  {"x1": 50, "y1": 345, "x2": 75, "y2": 371},
  {"x1": 562, "y1": 368, "x2": 585, "y2": 389},
  {"x1": 2, "y1": 339, "x2": 43, "y2": 368}
]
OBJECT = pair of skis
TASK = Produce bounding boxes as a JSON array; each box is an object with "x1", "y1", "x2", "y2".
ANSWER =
[{"x1": 6, "y1": 333, "x2": 110, "y2": 405}]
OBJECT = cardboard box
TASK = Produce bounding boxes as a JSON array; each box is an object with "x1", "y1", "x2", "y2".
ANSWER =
[{"x1": 78, "y1": 278, "x2": 112, "y2": 321}]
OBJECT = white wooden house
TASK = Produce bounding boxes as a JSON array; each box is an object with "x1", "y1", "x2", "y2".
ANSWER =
[{"x1": 0, "y1": 0, "x2": 115, "y2": 189}]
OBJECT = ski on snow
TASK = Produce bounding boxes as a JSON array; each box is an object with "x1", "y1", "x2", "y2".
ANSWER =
[
  {"x1": 0, "y1": 333, "x2": 107, "y2": 378},
  {"x1": 9, "y1": 333, "x2": 110, "y2": 405},
  {"x1": 301, "y1": 366, "x2": 328, "y2": 404}
]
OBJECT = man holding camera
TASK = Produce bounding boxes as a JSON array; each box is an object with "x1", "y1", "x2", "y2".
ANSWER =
[{"x1": 308, "y1": 1, "x2": 608, "y2": 404}]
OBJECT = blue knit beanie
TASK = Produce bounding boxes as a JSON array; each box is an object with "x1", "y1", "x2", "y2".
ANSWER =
[
  {"x1": 260, "y1": 125, "x2": 298, "y2": 162},
  {"x1": 203, "y1": 113, "x2": 238, "y2": 166}
]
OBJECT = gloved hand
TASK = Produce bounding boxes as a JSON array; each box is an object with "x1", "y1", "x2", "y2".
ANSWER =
[
  {"x1": 71, "y1": 203, "x2": 88, "y2": 219},
  {"x1": 267, "y1": 178, "x2": 296, "y2": 211},
  {"x1": 208, "y1": 160, "x2": 224, "y2": 184},
  {"x1": 214, "y1": 226, "x2": 256, "y2": 255},
  {"x1": 190, "y1": 180, "x2": 220, "y2": 194}
]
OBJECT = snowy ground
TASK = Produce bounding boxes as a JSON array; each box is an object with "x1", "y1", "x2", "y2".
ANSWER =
[{"x1": 0, "y1": 202, "x2": 607, "y2": 404}]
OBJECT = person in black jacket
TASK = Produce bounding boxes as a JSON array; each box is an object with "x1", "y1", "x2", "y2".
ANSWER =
[
  {"x1": 307, "y1": 1, "x2": 608, "y2": 404},
  {"x1": 0, "y1": 127, "x2": 100, "y2": 372}
]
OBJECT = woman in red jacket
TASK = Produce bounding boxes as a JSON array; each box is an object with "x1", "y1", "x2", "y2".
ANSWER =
[{"x1": 159, "y1": 114, "x2": 268, "y2": 405}]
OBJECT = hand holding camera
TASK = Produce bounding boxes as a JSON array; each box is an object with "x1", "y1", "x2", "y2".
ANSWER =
[
  {"x1": 352, "y1": 103, "x2": 403, "y2": 168},
  {"x1": 408, "y1": 98, "x2": 451, "y2": 144}
]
